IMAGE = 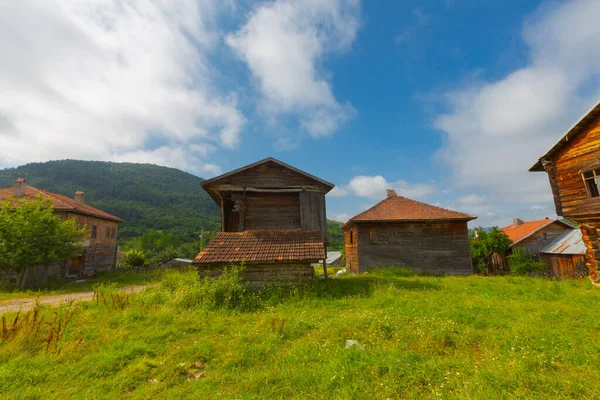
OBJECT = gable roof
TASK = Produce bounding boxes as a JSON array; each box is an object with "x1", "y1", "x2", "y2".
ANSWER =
[
  {"x1": 201, "y1": 157, "x2": 335, "y2": 190},
  {"x1": 530, "y1": 101, "x2": 600, "y2": 171},
  {"x1": 540, "y1": 229, "x2": 585, "y2": 255},
  {"x1": 501, "y1": 218, "x2": 570, "y2": 246},
  {"x1": 193, "y1": 230, "x2": 324, "y2": 263},
  {"x1": 0, "y1": 185, "x2": 124, "y2": 222},
  {"x1": 341, "y1": 191, "x2": 476, "y2": 229}
]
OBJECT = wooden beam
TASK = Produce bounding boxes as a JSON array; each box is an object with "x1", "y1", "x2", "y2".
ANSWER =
[
  {"x1": 217, "y1": 192, "x2": 225, "y2": 232},
  {"x1": 213, "y1": 185, "x2": 322, "y2": 193}
]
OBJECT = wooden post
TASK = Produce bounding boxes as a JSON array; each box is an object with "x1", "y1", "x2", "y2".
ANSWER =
[{"x1": 322, "y1": 242, "x2": 328, "y2": 279}]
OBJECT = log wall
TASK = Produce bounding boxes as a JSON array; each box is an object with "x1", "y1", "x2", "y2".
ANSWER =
[
  {"x1": 344, "y1": 225, "x2": 359, "y2": 273},
  {"x1": 544, "y1": 118, "x2": 600, "y2": 286},
  {"x1": 346, "y1": 221, "x2": 473, "y2": 275}
]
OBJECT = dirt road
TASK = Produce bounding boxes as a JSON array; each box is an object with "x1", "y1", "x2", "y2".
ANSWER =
[{"x1": 0, "y1": 285, "x2": 147, "y2": 314}]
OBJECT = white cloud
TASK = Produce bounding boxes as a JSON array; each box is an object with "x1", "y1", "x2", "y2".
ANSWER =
[
  {"x1": 347, "y1": 175, "x2": 436, "y2": 200},
  {"x1": 327, "y1": 186, "x2": 349, "y2": 197},
  {"x1": 333, "y1": 213, "x2": 350, "y2": 223},
  {"x1": 434, "y1": 0, "x2": 600, "y2": 204},
  {"x1": 226, "y1": 0, "x2": 359, "y2": 137},
  {"x1": 457, "y1": 194, "x2": 485, "y2": 207},
  {"x1": 0, "y1": 0, "x2": 244, "y2": 173}
]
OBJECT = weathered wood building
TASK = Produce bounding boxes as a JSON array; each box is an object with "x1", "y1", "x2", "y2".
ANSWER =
[
  {"x1": 193, "y1": 158, "x2": 334, "y2": 286},
  {"x1": 501, "y1": 218, "x2": 572, "y2": 257},
  {"x1": 0, "y1": 178, "x2": 124, "y2": 277},
  {"x1": 342, "y1": 189, "x2": 476, "y2": 274},
  {"x1": 540, "y1": 229, "x2": 587, "y2": 280},
  {"x1": 531, "y1": 101, "x2": 600, "y2": 286}
]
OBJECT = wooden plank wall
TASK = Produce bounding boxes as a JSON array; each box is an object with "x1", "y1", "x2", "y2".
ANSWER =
[
  {"x1": 243, "y1": 193, "x2": 301, "y2": 230},
  {"x1": 540, "y1": 253, "x2": 587, "y2": 280},
  {"x1": 552, "y1": 120, "x2": 600, "y2": 225},
  {"x1": 197, "y1": 262, "x2": 314, "y2": 288},
  {"x1": 299, "y1": 191, "x2": 327, "y2": 239},
  {"x1": 513, "y1": 223, "x2": 571, "y2": 255},
  {"x1": 352, "y1": 221, "x2": 473, "y2": 275},
  {"x1": 217, "y1": 161, "x2": 329, "y2": 191}
]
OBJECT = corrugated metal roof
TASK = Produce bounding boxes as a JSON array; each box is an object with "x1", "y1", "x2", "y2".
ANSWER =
[
  {"x1": 541, "y1": 229, "x2": 586, "y2": 255},
  {"x1": 326, "y1": 251, "x2": 343, "y2": 264}
]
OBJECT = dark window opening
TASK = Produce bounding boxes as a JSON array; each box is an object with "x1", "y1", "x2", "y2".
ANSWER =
[
  {"x1": 349, "y1": 230, "x2": 354, "y2": 245},
  {"x1": 91, "y1": 225, "x2": 97, "y2": 239},
  {"x1": 369, "y1": 229, "x2": 378, "y2": 244},
  {"x1": 106, "y1": 227, "x2": 110, "y2": 238},
  {"x1": 582, "y1": 169, "x2": 600, "y2": 198}
]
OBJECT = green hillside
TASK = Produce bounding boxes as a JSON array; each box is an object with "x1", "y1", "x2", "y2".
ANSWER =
[
  {"x1": 0, "y1": 160, "x2": 221, "y2": 243},
  {"x1": 0, "y1": 160, "x2": 345, "y2": 251}
]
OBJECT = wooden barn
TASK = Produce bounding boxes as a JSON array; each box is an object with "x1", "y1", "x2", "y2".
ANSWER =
[
  {"x1": 539, "y1": 229, "x2": 587, "y2": 280},
  {"x1": 0, "y1": 178, "x2": 124, "y2": 278},
  {"x1": 342, "y1": 189, "x2": 476, "y2": 274},
  {"x1": 530, "y1": 101, "x2": 600, "y2": 286},
  {"x1": 501, "y1": 218, "x2": 572, "y2": 257},
  {"x1": 193, "y1": 157, "x2": 334, "y2": 286}
]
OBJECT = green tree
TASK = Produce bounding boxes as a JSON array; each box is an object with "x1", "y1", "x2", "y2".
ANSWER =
[
  {"x1": 470, "y1": 227, "x2": 513, "y2": 273},
  {"x1": 0, "y1": 195, "x2": 87, "y2": 289},
  {"x1": 508, "y1": 248, "x2": 548, "y2": 276}
]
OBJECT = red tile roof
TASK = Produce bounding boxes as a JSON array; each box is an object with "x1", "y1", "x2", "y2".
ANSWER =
[
  {"x1": 0, "y1": 185, "x2": 124, "y2": 222},
  {"x1": 501, "y1": 218, "x2": 566, "y2": 245},
  {"x1": 342, "y1": 192, "x2": 476, "y2": 228},
  {"x1": 193, "y1": 230, "x2": 325, "y2": 264}
]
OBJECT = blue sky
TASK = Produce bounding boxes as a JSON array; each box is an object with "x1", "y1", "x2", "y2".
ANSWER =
[{"x1": 2, "y1": 0, "x2": 600, "y2": 227}]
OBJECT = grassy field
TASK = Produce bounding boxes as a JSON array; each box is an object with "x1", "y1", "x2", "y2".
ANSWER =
[{"x1": 1, "y1": 268, "x2": 599, "y2": 399}]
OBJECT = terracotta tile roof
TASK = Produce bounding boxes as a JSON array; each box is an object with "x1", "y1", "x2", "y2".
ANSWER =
[
  {"x1": 501, "y1": 218, "x2": 567, "y2": 245},
  {"x1": 193, "y1": 230, "x2": 325, "y2": 264},
  {"x1": 0, "y1": 185, "x2": 124, "y2": 222},
  {"x1": 342, "y1": 192, "x2": 476, "y2": 228}
]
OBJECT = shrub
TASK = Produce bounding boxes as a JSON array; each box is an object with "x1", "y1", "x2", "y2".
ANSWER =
[
  {"x1": 508, "y1": 248, "x2": 548, "y2": 276},
  {"x1": 120, "y1": 249, "x2": 147, "y2": 270}
]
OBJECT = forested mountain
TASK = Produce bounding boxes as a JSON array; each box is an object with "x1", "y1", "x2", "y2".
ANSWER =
[
  {"x1": 0, "y1": 160, "x2": 345, "y2": 251},
  {"x1": 0, "y1": 160, "x2": 220, "y2": 243}
]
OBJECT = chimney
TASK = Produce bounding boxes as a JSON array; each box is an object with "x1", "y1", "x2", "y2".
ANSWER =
[
  {"x1": 74, "y1": 191, "x2": 85, "y2": 206},
  {"x1": 513, "y1": 218, "x2": 524, "y2": 227},
  {"x1": 13, "y1": 178, "x2": 26, "y2": 198},
  {"x1": 386, "y1": 189, "x2": 398, "y2": 198}
]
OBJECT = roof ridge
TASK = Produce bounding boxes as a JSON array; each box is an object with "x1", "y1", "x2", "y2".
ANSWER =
[
  {"x1": 342, "y1": 194, "x2": 474, "y2": 228},
  {"x1": 28, "y1": 186, "x2": 75, "y2": 210},
  {"x1": 504, "y1": 218, "x2": 567, "y2": 246}
]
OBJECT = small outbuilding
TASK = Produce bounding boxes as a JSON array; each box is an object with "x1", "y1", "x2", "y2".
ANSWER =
[
  {"x1": 501, "y1": 218, "x2": 573, "y2": 257},
  {"x1": 342, "y1": 189, "x2": 477, "y2": 274},
  {"x1": 539, "y1": 229, "x2": 587, "y2": 280},
  {"x1": 193, "y1": 157, "x2": 334, "y2": 286}
]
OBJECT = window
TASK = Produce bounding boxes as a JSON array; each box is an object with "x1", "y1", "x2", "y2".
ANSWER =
[
  {"x1": 369, "y1": 229, "x2": 378, "y2": 244},
  {"x1": 106, "y1": 227, "x2": 111, "y2": 238},
  {"x1": 349, "y1": 230, "x2": 354, "y2": 245},
  {"x1": 111, "y1": 227, "x2": 117, "y2": 239},
  {"x1": 582, "y1": 169, "x2": 600, "y2": 198},
  {"x1": 91, "y1": 225, "x2": 97, "y2": 239}
]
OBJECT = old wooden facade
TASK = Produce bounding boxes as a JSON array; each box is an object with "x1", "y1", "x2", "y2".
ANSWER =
[
  {"x1": 539, "y1": 229, "x2": 587, "y2": 280},
  {"x1": 193, "y1": 158, "x2": 334, "y2": 285},
  {"x1": 342, "y1": 189, "x2": 476, "y2": 274},
  {"x1": 531, "y1": 101, "x2": 600, "y2": 286},
  {"x1": 0, "y1": 179, "x2": 123, "y2": 277},
  {"x1": 502, "y1": 218, "x2": 572, "y2": 257}
]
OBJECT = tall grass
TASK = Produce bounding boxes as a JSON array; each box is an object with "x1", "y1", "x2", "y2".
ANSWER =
[{"x1": 1, "y1": 268, "x2": 599, "y2": 399}]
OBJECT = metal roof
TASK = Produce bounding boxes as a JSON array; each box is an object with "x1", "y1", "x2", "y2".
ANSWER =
[
  {"x1": 325, "y1": 251, "x2": 343, "y2": 264},
  {"x1": 540, "y1": 229, "x2": 586, "y2": 255}
]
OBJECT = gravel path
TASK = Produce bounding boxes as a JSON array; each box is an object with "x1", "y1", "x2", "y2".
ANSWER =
[{"x1": 0, "y1": 285, "x2": 147, "y2": 314}]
